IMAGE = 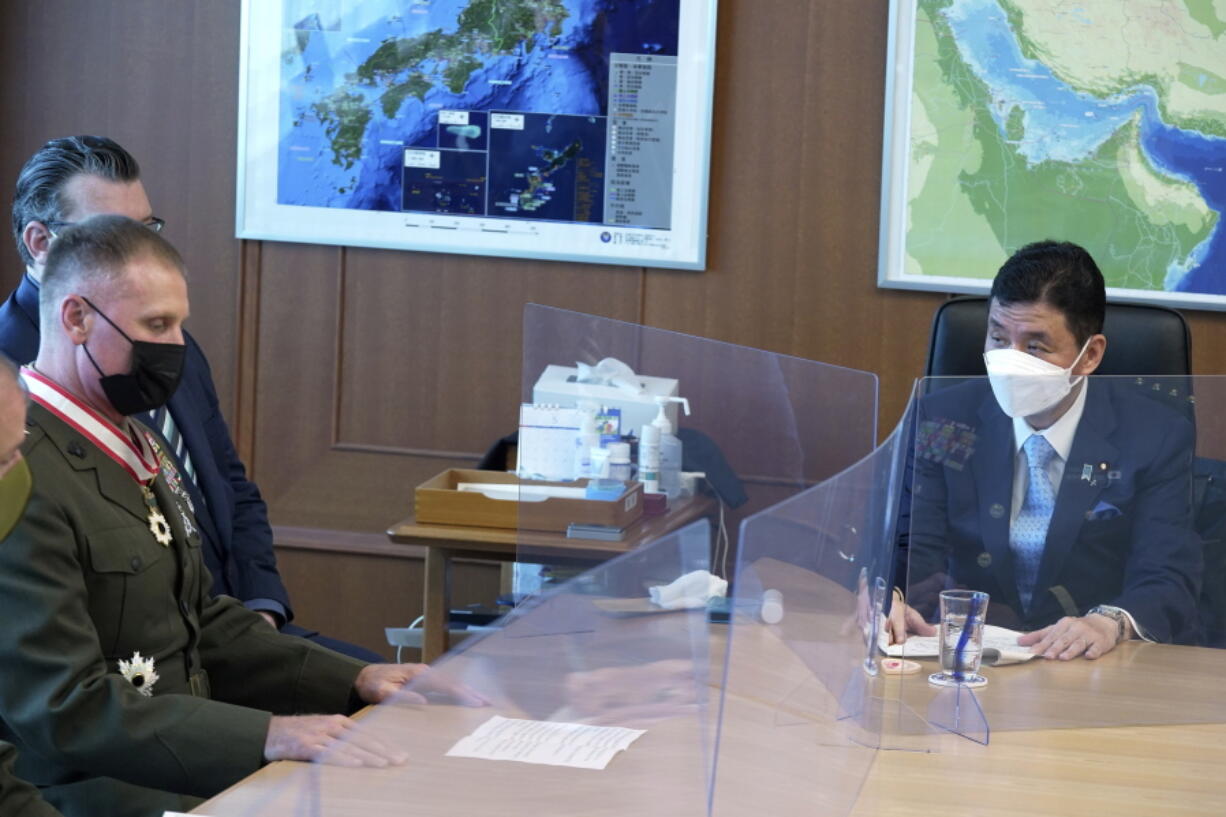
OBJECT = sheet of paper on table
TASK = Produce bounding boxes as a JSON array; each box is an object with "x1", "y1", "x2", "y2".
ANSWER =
[
  {"x1": 878, "y1": 623, "x2": 1037, "y2": 664},
  {"x1": 446, "y1": 715, "x2": 646, "y2": 770}
]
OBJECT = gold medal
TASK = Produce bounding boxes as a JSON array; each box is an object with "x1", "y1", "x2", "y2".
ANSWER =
[{"x1": 141, "y1": 485, "x2": 172, "y2": 546}]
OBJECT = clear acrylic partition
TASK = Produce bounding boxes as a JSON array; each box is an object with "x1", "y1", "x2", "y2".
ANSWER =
[
  {"x1": 712, "y1": 389, "x2": 962, "y2": 817},
  {"x1": 900, "y1": 375, "x2": 1226, "y2": 736},
  {"x1": 514, "y1": 303, "x2": 880, "y2": 597},
  {"x1": 202, "y1": 520, "x2": 716, "y2": 817}
]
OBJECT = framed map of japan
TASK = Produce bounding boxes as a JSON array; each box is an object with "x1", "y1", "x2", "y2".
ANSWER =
[
  {"x1": 878, "y1": 0, "x2": 1226, "y2": 310},
  {"x1": 237, "y1": 0, "x2": 718, "y2": 269}
]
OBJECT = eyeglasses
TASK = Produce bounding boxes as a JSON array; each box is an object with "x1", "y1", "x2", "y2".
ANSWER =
[{"x1": 45, "y1": 216, "x2": 166, "y2": 234}]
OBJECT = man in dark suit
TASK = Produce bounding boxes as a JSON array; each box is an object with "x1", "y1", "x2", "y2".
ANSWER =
[
  {"x1": 890, "y1": 241, "x2": 1201, "y2": 660},
  {"x1": 0, "y1": 216, "x2": 473, "y2": 817},
  {"x1": 3, "y1": 135, "x2": 378, "y2": 660}
]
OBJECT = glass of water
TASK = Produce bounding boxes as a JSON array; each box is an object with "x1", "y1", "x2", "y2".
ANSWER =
[{"x1": 928, "y1": 589, "x2": 989, "y2": 688}]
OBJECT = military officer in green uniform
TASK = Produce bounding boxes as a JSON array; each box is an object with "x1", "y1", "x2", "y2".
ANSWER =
[
  {"x1": 0, "y1": 215, "x2": 479, "y2": 817},
  {"x1": 1, "y1": 741, "x2": 61, "y2": 817},
  {"x1": 0, "y1": 357, "x2": 63, "y2": 817}
]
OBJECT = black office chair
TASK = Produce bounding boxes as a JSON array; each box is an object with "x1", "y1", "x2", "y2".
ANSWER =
[
  {"x1": 921, "y1": 296, "x2": 1226, "y2": 646},
  {"x1": 924, "y1": 296, "x2": 1191, "y2": 377}
]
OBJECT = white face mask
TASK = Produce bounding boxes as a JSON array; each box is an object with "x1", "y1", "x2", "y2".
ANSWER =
[{"x1": 983, "y1": 339, "x2": 1091, "y2": 419}]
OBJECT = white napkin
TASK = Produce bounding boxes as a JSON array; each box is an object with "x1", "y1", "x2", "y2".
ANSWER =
[
  {"x1": 648, "y1": 570, "x2": 728, "y2": 610},
  {"x1": 574, "y1": 357, "x2": 643, "y2": 394}
]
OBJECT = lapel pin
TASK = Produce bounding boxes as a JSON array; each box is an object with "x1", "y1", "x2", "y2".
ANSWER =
[
  {"x1": 67, "y1": 441, "x2": 85, "y2": 459},
  {"x1": 1081, "y1": 464, "x2": 1093, "y2": 482},
  {"x1": 1108, "y1": 470, "x2": 1121, "y2": 482}
]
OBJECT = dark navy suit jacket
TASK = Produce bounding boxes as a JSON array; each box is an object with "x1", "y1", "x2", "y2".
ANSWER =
[
  {"x1": 906, "y1": 378, "x2": 1201, "y2": 643},
  {"x1": 0, "y1": 274, "x2": 293, "y2": 619}
]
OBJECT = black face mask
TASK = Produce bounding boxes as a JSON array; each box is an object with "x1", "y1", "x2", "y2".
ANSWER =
[{"x1": 81, "y1": 296, "x2": 186, "y2": 416}]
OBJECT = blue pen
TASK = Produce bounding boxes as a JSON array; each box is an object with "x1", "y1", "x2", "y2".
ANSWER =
[{"x1": 952, "y1": 594, "x2": 980, "y2": 683}]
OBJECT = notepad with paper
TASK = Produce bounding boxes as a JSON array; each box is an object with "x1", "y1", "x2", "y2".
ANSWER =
[{"x1": 878, "y1": 624, "x2": 1037, "y2": 665}]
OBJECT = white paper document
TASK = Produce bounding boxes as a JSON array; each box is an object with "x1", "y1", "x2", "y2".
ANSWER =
[
  {"x1": 446, "y1": 715, "x2": 646, "y2": 770},
  {"x1": 878, "y1": 624, "x2": 1037, "y2": 665}
]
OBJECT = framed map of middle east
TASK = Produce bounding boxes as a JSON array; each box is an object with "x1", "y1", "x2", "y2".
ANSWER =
[
  {"x1": 237, "y1": 0, "x2": 718, "y2": 269},
  {"x1": 879, "y1": 0, "x2": 1226, "y2": 310}
]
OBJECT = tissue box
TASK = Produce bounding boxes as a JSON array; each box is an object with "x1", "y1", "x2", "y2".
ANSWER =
[
  {"x1": 532, "y1": 364, "x2": 679, "y2": 437},
  {"x1": 415, "y1": 469, "x2": 644, "y2": 532}
]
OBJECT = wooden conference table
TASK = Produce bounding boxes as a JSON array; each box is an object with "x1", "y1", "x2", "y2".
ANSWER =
[
  {"x1": 195, "y1": 619, "x2": 1226, "y2": 816},
  {"x1": 386, "y1": 495, "x2": 715, "y2": 662}
]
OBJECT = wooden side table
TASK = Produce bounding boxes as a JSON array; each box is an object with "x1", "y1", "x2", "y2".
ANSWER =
[{"x1": 387, "y1": 495, "x2": 716, "y2": 662}]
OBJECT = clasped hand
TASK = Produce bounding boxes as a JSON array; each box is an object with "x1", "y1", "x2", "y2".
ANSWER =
[{"x1": 264, "y1": 663, "x2": 488, "y2": 767}]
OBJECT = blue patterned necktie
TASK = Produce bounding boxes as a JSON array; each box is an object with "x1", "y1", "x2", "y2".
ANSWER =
[
  {"x1": 151, "y1": 406, "x2": 197, "y2": 488},
  {"x1": 1011, "y1": 434, "x2": 1057, "y2": 611}
]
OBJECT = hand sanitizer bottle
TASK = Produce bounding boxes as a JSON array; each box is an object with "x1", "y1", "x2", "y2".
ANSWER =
[
  {"x1": 651, "y1": 396, "x2": 691, "y2": 500},
  {"x1": 639, "y1": 423, "x2": 661, "y2": 494}
]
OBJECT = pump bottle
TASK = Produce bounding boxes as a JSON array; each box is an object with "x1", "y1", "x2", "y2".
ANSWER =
[{"x1": 650, "y1": 396, "x2": 690, "y2": 499}]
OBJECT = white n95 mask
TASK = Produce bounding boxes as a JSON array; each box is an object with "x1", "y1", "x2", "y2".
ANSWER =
[{"x1": 983, "y1": 339, "x2": 1090, "y2": 419}]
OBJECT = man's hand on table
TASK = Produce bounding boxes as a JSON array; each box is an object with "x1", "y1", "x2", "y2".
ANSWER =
[
  {"x1": 260, "y1": 666, "x2": 486, "y2": 767},
  {"x1": 885, "y1": 596, "x2": 937, "y2": 645},
  {"x1": 354, "y1": 663, "x2": 489, "y2": 707},
  {"x1": 264, "y1": 714, "x2": 408, "y2": 767},
  {"x1": 1018, "y1": 613, "x2": 1125, "y2": 660}
]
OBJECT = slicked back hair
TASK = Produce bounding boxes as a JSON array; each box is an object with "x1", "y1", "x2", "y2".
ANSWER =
[
  {"x1": 11, "y1": 135, "x2": 140, "y2": 267},
  {"x1": 989, "y1": 240, "x2": 1106, "y2": 345}
]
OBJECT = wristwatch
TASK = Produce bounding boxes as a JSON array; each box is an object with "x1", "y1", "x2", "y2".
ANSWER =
[{"x1": 1088, "y1": 605, "x2": 1128, "y2": 644}]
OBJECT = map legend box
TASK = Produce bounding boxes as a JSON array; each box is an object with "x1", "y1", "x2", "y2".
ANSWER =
[{"x1": 604, "y1": 53, "x2": 677, "y2": 230}]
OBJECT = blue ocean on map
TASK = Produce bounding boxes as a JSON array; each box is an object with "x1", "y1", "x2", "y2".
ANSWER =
[
  {"x1": 943, "y1": 0, "x2": 1226, "y2": 294},
  {"x1": 278, "y1": 0, "x2": 679, "y2": 221}
]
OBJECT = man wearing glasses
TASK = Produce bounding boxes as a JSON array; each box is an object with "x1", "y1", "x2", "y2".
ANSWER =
[{"x1": 1, "y1": 135, "x2": 378, "y2": 661}]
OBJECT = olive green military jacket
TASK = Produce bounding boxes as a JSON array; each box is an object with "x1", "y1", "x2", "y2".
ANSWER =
[
  {"x1": 0, "y1": 403, "x2": 368, "y2": 800},
  {"x1": 0, "y1": 742, "x2": 61, "y2": 817}
]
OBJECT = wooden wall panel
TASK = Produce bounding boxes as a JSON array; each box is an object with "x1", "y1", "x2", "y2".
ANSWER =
[
  {"x1": 334, "y1": 249, "x2": 641, "y2": 456},
  {"x1": 0, "y1": 1, "x2": 241, "y2": 414},
  {"x1": 1188, "y1": 313, "x2": 1226, "y2": 377},
  {"x1": 788, "y1": 0, "x2": 942, "y2": 433},
  {"x1": 272, "y1": 529, "x2": 502, "y2": 662},
  {"x1": 253, "y1": 244, "x2": 646, "y2": 535}
]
